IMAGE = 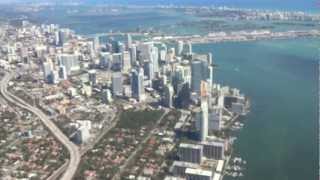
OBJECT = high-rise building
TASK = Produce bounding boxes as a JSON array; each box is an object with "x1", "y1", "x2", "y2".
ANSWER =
[
  {"x1": 55, "y1": 30, "x2": 65, "y2": 46},
  {"x1": 151, "y1": 46, "x2": 159, "y2": 75},
  {"x1": 191, "y1": 58, "x2": 214, "y2": 94},
  {"x1": 57, "y1": 53, "x2": 80, "y2": 75},
  {"x1": 200, "y1": 96, "x2": 209, "y2": 142},
  {"x1": 209, "y1": 107, "x2": 223, "y2": 131},
  {"x1": 122, "y1": 51, "x2": 131, "y2": 73},
  {"x1": 176, "y1": 41, "x2": 184, "y2": 56},
  {"x1": 178, "y1": 143, "x2": 203, "y2": 164},
  {"x1": 163, "y1": 84, "x2": 174, "y2": 108},
  {"x1": 99, "y1": 52, "x2": 112, "y2": 69},
  {"x1": 111, "y1": 53, "x2": 122, "y2": 71},
  {"x1": 207, "y1": 53, "x2": 213, "y2": 65},
  {"x1": 186, "y1": 41, "x2": 193, "y2": 55},
  {"x1": 201, "y1": 140, "x2": 225, "y2": 160},
  {"x1": 129, "y1": 45, "x2": 137, "y2": 66},
  {"x1": 137, "y1": 41, "x2": 153, "y2": 64},
  {"x1": 112, "y1": 72, "x2": 123, "y2": 96},
  {"x1": 131, "y1": 68, "x2": 145, "y2": 101},
  {"x1": 144, "y1": 60, "x2": 154, "y2": 81},
  {"x1": 191, "y1": 60, "x2": 203, "y2": 94},
  {"x1": 127, "y1": 33, "x2": 132, "y2": 48}
]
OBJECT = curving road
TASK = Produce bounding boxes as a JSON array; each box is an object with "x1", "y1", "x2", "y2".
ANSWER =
[{"x1": 0, "y1": 71, "x2": 81, "y2": 180}]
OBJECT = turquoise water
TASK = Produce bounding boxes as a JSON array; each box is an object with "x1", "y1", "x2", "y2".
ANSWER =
[{"x1": 194, "y1": 38, "x2": 319, "y2": 180}]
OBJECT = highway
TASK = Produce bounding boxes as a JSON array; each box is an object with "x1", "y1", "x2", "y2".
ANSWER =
[{"x1": 0, "y1": 71, "x2": 81, "y2": 180}]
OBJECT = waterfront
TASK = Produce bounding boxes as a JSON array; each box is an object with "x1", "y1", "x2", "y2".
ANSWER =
[
  {"x1": 1, "y1": 3, "x2": 318, "y2": 179},
  {"x1": 194, "y1": 38, "x2": 318, "y2": 180}
]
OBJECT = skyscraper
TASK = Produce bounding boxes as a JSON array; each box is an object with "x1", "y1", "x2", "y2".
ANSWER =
[
  {"x1": 131, "y1": 68, "x2": 145, "y2": 101},
  {"x1": 144, "y1": 60, "x2": 154, "y2": 81},
  {"x1": 112, "y1": 72, "x2": 123, "y2": 96},
  {"x1": 122, "y1": 51, "x2": 131, "y2": 73},
  {"x1": 163, "y1": 84, "x2": 174, "y2": 108},
  {"x1": 99, "y1": 52, "x2": 112, "y2": 69},
  {"x1": 129, "y1": 45, "x2": 137, "y2": 66},
  {"x1": 57, "y1": 53, "x2": 80, "y2": 75},
  {"x1": 151, "y1": 46, "x2": 159, "y2": 75},
  {"x1": 186, "y1": 41, "x2": 193, "y2": 55},
  {"x1": 176, "y1": 41, "x2": 184, "y2": 56},
  {"x1": 191, "y1": 58, "x2": 214, "y2": 94},
  {"x1": 127, "y1": 33, "x2": 132, "y2": 48},
  {"x1": 191, "y1": 60, "x2": 203, "y2": 94},
  {"x1": 200, "y1": 97, "x2": 209, "y2": 141}
]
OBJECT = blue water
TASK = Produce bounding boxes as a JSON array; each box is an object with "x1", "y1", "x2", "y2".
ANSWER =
[
  {"x1": 193, "y1": 38, "x2": 319, "y2": 180},
  {"x1": 87, "y1": 0, "x2": 319, "y2": 13}
]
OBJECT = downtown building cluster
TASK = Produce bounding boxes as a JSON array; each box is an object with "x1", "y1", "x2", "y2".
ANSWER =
[{"x1": 0, "y1": 21, "x2": 249, "y2": 180}]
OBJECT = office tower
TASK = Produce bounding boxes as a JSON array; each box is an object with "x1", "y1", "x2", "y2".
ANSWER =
[
  {"x1": 191, "y1": 58, "x2": 214, "y2": 94},
  {"x1": 178, "y1": 143, "x2": 203, "y2": 164},
  {"x1": 131, "y1": 68, "x2": 145, "y2": 101},
  {"x1": 111, "y1": 53, "x2": 122, "y2": 71},
  {"x1": 163, "y1": 84, "x2": 174, "y2": 108},
  {"x1": 88, "y1": 70, "x2": 97, "y2": 86},
  {"x1": 186, "y1": 41, "x2": 193, "y2": 55},
  {"x1": 127, "y1": 33, "x2": 132, "y2": 48},
  {"x1": 129, "y1": 45, "x2": 137, "y2": 66},
  {"x1": 185, "y1": 168, "x2": 212, "y2": 180},
  {"x1": 200, "y1": 97, "x2": 209, "y2": 141},
  {"x1": 55, "y1": 30, "x2": 65, "y2": 46},
  {"x1": 137, "y1": 41, "x2": 153, "y2": 64},
  {"x1": 58, "y1": 65, "x2": 68, "y2": 80},
  {"x1": 191, "y1": 60, "x2": 203, "y2": 94},
  {"x1": 208, "y1": 65, "x2": 214, "y2": 88},
  {"x1": 112, "y1": 72, "x2": 123, "y2": 96},
  {"x1": 151, "y1": 46, "x2": 159, "y2": 75},
  {"x1": 99, "y1": 52, "x2": 112, "y2": 69},
  {"x1": 122, "y1": 51, "x2": 131, "y2": 73},
  {"x1": 201, "y1": 140, "x2": 225, "y2": 160},
  {"x1": 207, "y1": 53, "x2": 213, "y2": 65},
  {"x1": 176, "y1": 41, "x2": 184, "y2": 56},
  {"x1": 144, "y1": 60, "x2": 154, "y2": 81},
  {"x1": 209, "y1": 107, "x2": 223, "y2": 131},
  {"x1": 57, "y1": 53, "x2": 80, "y2": 75}
]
